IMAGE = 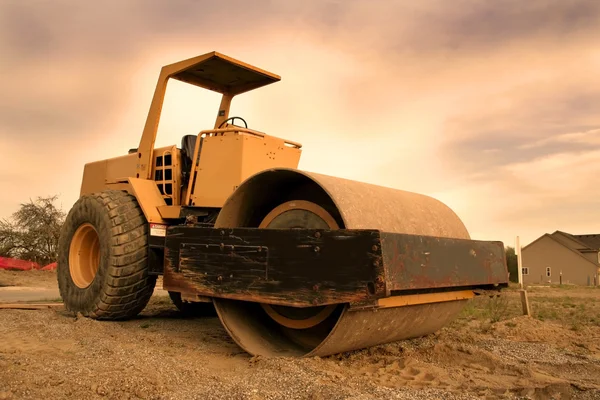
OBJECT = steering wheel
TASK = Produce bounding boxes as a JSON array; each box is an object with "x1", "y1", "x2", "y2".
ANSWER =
[{"x1": 218, "y1": 116, "x2": 248, "y2": 129}]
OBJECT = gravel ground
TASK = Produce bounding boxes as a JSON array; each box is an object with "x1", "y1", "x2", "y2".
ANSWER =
[{"x1": 1, "y1": 274, "x2": 600, "y2": 399}]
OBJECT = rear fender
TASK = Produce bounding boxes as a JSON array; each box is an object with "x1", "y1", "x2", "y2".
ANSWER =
[{"x1": 107, "y1": 178, "x2": 166, "y2": 224}]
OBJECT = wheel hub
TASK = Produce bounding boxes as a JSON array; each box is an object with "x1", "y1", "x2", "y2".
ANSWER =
[
  {"x1": 68, "y1": 223, "x2": 100, "y2": 288},
  {"x1": 258, "y1": 200, "x2": 339, "y2": 330}
]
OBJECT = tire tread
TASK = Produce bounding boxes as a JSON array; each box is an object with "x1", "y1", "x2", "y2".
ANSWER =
[{"x1": 58, "y1": 189, "x2": 156, "y2": 320}]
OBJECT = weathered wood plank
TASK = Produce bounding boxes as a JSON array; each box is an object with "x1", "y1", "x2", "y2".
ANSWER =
[
  {"x1": 165, "y1": 226, "x2": 384, "y2": 307},
  {"x1": 0, "y1": 303, "x2": 63, "y2": 310},
  {"x1": 162, "y1": 226, "x2": 509, "y2": 307}
]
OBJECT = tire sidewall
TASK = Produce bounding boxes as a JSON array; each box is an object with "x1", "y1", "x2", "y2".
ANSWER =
[{"x1": 57, "y1": 196, "x2": 112, "y2": 314}]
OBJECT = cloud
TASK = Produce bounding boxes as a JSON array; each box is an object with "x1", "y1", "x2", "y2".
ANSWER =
[
  {"x1": 429, "y1": 145, "x2": 600, "y2": 246},
  {"x1": 519, "y1": 128, "x2": 600, "y2": 149},
  {"x1": 413, "y1": 0, "x2": 600, "y2": 50},
  {"x1": 3, "y1": 0, "x2": 599, "y2": 142},
  {"x1": 440, "y1": 74, "x2": 600, "y2": 175},
  {"x1": 0, "y1": 0, "x2": 289, "y2": 140},
  {"x1": 1, "y1": 0, "x2": 600, "y2": 249}
]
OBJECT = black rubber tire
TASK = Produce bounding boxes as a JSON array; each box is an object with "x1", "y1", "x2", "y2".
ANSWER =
[
  {"x1": 57, "y1": 190, "x2": 156, "y2": 320},
  {"x1": 168, "y1": 291, "x2": 216, "y2": 317}
]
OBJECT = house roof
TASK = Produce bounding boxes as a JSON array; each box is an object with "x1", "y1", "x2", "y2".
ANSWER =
[
  {"x1": 572, "y1": 234, "x2": 600, "y2": 251},
  {"x1": 552, "y1": 231, "x2": 594, "y2": 251},
  {"x1": 522, "y1": 230, "x2": 600, "y2": 268},
  {"x1": 523, "y1": 233, "x2": 599, "y2": 268}
]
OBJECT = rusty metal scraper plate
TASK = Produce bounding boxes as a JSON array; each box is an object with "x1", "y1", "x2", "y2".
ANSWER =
[{"x1": 212, "y1": 168, "x2": 472, "y2": 357}]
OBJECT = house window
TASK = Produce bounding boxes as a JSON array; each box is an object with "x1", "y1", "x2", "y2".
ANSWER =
[
  {"x1": 546, "y1": 267, "x2": 551, "y2": 277},
  {"x1": 522, "y1": 267, "x2": 529, "y2": 275}
]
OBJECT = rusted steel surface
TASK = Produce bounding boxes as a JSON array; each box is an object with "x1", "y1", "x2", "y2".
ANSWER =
[
  {"x1": 214, "y1": 297, "x2": 468, "y2": 357},
  {"x1": 164, "y1": 225, "x2": 384, "y2": 307},
  {"x1": 214, "y1": 168, "x2": 471, "y2": 241},
  {"x1": 164, "y1": 225, "x2": 508, "y2": 306},
  {"x1": 307, "y1": 299, "x2": 468, "y2": 357},
  {"x1": 208, "y1": 168, "x2": 507, "y2": 358},
  {"x1": 380, "y1": 233, "x2": 508, "y2": 293},
  {"x1": 303, "y1": 170, "x2": 471, "y2": 240},
  {"x1": 211, "y1": 167, "x2": 507, "y2": 296}
]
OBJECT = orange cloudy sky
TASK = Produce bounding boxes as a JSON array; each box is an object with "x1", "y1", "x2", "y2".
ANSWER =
[{"x1": 1, "y1": 0, "x2": 599, "y2": 248}]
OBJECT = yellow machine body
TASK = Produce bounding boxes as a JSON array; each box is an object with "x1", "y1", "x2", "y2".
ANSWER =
[
  {"x1": 79, "y1": 51, "x2": 301, "y2": 218},
  {"x1": 58, "y1": 50, "x2": 509, "y2": 359}
]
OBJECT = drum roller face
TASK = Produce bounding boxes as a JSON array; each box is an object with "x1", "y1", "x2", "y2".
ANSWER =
[{"x1": 212, "y1": 169, "x2": 479, "y2": 357}]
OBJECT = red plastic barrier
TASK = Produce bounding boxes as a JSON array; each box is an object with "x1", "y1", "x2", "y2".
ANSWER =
[
  {"x1": 0, "y1": 257, "x2": 41, "y2": 271},
  {"x1": 41, "y1": 262, "x2": 57, "y2": 271}
]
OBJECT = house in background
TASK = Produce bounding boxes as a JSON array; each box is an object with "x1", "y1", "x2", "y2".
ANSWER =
[{"x1": 521, "y1": 231, "x2": 600, "y2": 286}]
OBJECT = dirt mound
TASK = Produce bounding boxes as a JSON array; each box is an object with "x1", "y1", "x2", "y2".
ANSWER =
[{"x1": 2, "y1": 280, "x2": 600, "y2": 399}]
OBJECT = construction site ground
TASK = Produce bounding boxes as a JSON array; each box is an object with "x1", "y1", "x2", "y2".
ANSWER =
[{"x1": 1, "y1": 270, "x2": 600, "y2": 400}]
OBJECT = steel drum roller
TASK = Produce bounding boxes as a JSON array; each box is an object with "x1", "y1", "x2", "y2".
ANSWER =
[{"x1": 212, "y1": 168, "x2": 471, "y2": 357}]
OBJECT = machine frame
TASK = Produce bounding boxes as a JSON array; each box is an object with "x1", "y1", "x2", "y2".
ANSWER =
[{"x1": 58, "y1": 50, "x2": 510, "y2": 358}]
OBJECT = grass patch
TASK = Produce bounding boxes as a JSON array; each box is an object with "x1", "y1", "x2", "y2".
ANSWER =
[
  {"x1": 454, "y1": 294, "x2": 521, "y2": 325},
  {"x1": 451, "y1": 286, "x2": 600, "y2": 330},
  {"x1": 526, "y1": 284, "x2": 600, "y2": 292},
  {"x1": 530, "y1": 295, "x2": 599, "y2": 328}
]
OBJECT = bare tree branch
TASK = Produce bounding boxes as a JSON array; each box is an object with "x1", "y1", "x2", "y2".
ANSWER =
[{"x1": 0, "y1": 195, "x2": 65, "y2": 265}]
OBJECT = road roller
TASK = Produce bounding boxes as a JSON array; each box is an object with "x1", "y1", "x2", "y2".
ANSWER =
[{"x1": 57, "y1": 51, "x2": 509, "y2": 357}]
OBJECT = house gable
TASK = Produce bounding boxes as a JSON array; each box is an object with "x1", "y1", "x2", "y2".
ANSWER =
[
  {"x1": 551, "y1": 231, "x2": 591, "y2": 252},
  {"x1": 522, "y1": 234, "x2": 599, "y2": 285}
]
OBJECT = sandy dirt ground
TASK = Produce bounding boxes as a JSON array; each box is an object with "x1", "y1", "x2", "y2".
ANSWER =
[
  {"x1": 1, "y1": 270, "x2": 600, "y2": 400},
  {"x1": 0, "y1": 270, "x2": 58, "y2": 289}
]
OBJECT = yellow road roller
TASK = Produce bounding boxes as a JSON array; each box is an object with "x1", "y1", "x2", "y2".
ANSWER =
[{"x1": 57, "y1": 51, "x2": 508, "y2": 357}]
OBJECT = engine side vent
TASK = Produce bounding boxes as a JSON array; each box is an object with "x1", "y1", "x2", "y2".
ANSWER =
[{"x1": 153, "y1": 148, "x2": 180, "y2": 206}]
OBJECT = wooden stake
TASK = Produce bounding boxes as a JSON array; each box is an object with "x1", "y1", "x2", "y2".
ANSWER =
[
  {"x1": 516, "y1": 236, "x2": 523, "y2": 289},
  {"x1": 519, "y1": 289, "x2": 531, "y2": 316}
]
